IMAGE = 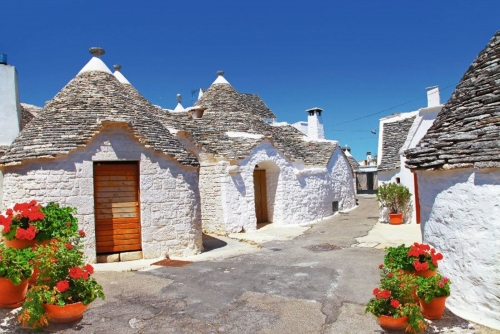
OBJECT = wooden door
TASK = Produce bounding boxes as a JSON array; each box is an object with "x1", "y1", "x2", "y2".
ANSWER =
[
  {"x1": 94, "y1": 162, "x2": 141, "y2": 254},
  {"x1": 253, "y1": 169, "x2": 268, "y2": 223}
]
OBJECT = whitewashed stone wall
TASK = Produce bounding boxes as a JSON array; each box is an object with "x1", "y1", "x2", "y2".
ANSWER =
[
  {"x1": 1, "y1": 125, "x2": 202, "y2": 262},
  {"x1": 417, "y1": 168, "x2": 500, "y2": 330},
  {"x1": 204, "y1": 141, "x2": 356, "y2": 233},
  {"x1": 199, "y1": 161, "x2": 227, "y2": 234}
]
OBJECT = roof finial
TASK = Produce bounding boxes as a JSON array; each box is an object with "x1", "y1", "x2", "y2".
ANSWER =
[
  {"x1": 89, "y1": 47, "x2": 105, "y2": 57},
  {"x1": 113, "y1": 64, "x2": 122, "y2": 71},
  {"x1": 217, "y1": 70, "x2": 224, "y2": 76},
  {"x1": 176, "y1": 94, "x2": 182, "y2": 103}
]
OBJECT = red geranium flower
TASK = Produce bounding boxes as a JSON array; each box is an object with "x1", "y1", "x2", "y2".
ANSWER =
[
  {"x1": 84, "y1": 264, "x2": 94, "y2": 275},
  {"x1": 390, "y1": 299, "x2": 400, "y2": 308},
  {"x1": 373, "y1": 288, "x2": 380, "y2": 296},
  {"x1": 69, "y1": 266, "x2": 83, "y2": 279},
  {"x1": 380, "y1": 290, "x2": 391, "y2": 299},
  {"x1": 56, "y1": 280, "x2": 70, "y2": 293},
  {"x1": 78, "y1": 230, "x2": 86, "y2": 237},
  {"x1": 65, "y1": 244, "x2": 74, "y2": 249},
  {"x1": 15, "y1": 228, "x2": 26, "y2": 240},
  {"x1": 82, "y1": 272, "x2": 89, "y2": 280}
]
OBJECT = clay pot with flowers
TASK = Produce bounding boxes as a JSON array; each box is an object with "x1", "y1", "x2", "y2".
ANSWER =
[
  {"x1": 18, "y1": 239, "x2": 104, "y2": 329},
  {"x1": 384, "y1": 242, "x2": 444, "y2": 277},
  {"x1": 366, "y1": 267, "x2": 426, "y2": 333},
  {"x1": 0, "y1": 201, "x2": 80, "y2": 247},
  {"x1": 0, "y1": 244, "x2": 35, "y2": 308},
  {"x1": 0, "y1": 201, "x2": 46, "y2": 248},
  {"x1": 1, "y1": 201, "x2": 81, "y2": 284},
  {"x1": 376, "y1": 182, "x2": 412, "y2": 224},
  {"x1": 415, "y1": 273, "x2": 451, "y2": 319}
]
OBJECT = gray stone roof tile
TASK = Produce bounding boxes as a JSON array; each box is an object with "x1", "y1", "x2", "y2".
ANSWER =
[
  {"x1": 240, "y1": 94, "x2": 276, "y2": 119},
  {"x1": 405, "y1": 30, "x2": 500, "y2": 170},
  {"x1": 345, "y1": 155, "x2": 360, "y2": 172},
  {"x1": 0, "y1": 71, "x2": 199, "y2": 166},
  {"x1": 156, "y1": 83, "x2": 337, "y2": 165},
  {"x1": 378, "y1": 116, "x2": 415, "y2": 171},
  {"x1": 20, "y1": 103, "x2": 42, "y2": 129}
]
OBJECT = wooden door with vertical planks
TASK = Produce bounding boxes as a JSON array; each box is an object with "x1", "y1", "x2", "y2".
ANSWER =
[
  {"x1": 253, "y1": 169, "x2": 268, "y2": 224},
  {"x1": 94, "y1": 162, "x2": 141, "y2": 253}
]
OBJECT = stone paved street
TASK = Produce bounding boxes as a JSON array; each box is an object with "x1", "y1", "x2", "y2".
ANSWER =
[{"x1": 1, "y1": 195, "x2": 498, "y2": 333}]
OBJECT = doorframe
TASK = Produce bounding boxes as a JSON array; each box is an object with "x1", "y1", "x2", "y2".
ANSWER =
[
  {"x1": 93, "y1": 160, "x2": 142, "y2": 255},
  {"x1": 253, "y1": 167, "x2": 269, "y2": 225}
]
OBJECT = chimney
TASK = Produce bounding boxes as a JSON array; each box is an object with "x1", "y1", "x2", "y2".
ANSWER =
[
  {"x1": 426, "y1": 86, "x2": 440, "y2": 108},
  {"x1": 305, "y1": 107, "x2": 325, "y2": 140},
  {"x1": 366, "y1": 152, "x2": 372, "y2": 164},
  {"x1": 0, "y1": 54, "x2": 22, "y2": 147}
]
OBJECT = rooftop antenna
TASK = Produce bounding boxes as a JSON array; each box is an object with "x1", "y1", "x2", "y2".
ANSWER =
[{"x1": 191, "y1": 89, "x2": 197, "y2": 104}]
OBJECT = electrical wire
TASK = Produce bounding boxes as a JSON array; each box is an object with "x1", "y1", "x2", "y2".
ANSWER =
[{"x1": 331, "y1": 83, "x2": 456, "y2": 126}]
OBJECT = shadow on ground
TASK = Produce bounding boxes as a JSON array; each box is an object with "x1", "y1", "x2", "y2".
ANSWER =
[{"x1": 202, "y1": 233, "x2": 228, "y2": 252}]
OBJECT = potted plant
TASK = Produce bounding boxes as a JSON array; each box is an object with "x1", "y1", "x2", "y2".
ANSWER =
[
  {"x1": 0, "y1": 201, "x2": 79, "y2": 248},
  {"x1": 0, "y1": 244, "x2": 35, "y2": 308},
  {"x1": 384, "y1": 243, "x2": 443, "y2": 277},
  {"x1": 366, "y1": 268, "x2": 426, "y2": 333},
  {"x1": 376, "y1": 182, "x2": 412, "y2": 224},
  {"x1": 18, "y1": 239, "x2": 104, "y2": 329},
  {"x1": 416, "y1": 273, "x2": 451, "y2": 319}
]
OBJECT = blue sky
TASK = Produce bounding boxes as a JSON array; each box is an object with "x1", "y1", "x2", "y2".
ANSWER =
[{"x1": 2, "y1": 1, "x2": 499, "y2": 161}]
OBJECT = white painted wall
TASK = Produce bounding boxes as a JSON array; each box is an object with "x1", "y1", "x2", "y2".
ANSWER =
[
  {"x1": 208, "y1": 141, "x2": 356, "y2": 233},
  {"x1": 1, "y1": 125, "x2": 202, "y2": 262},
  {"x1": 377, "y1": 104, "x2": 442, "y2": 224},
  {"x1": 0, "y1": 64, "x2": 21, "y2": 146},
  {"x1": 292, "y1": 121, "x2": 308, "y2": 136},
  {"x1": 417, "y1": 168, "x2": 500, "y2": 330}
]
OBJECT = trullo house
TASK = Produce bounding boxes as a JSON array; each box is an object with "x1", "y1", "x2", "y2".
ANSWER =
[
  {"x1": 0, "y1": 48, "x2": 356, "y2": 262},
  {"x1": 405, "y1": 30, "x2": 500, "y2": 330}
]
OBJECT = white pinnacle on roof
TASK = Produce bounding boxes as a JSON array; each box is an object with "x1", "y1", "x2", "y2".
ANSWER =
[
  {"x1": 113, "y1": 64, "x2": 131, "y2": 85},
  {"x1": 77, "y1": 47, "x2": 112, "y2": 75},
  {"x1": 212, "y1": 70, "x2": 230, "y2": 85},
  {"x1": 172, "y1": 94, "x2": 185, "y2": 112}
]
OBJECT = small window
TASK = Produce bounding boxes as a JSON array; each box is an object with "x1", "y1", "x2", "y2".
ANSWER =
[{"x1": 395, "y1": 177, "x2": 401, "y2": 184}]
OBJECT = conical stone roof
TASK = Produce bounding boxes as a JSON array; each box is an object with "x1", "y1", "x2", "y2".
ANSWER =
[
  {"x1": 0, "y1": 70, "x2": 198, "y2": 166},
  {"x1": 405, "y1": 30, "x2": 500, "y2": 170},
  {"x1": 157, "y1": 80, "x2": 337, "y2": 165}
]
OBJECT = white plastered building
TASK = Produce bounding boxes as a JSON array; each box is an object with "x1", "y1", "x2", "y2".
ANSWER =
[
  {"x1": 377, "y1": 87, "x2": 443, "y2": 223},
  {"x1": 405, "y1": 31, "x2": 500, "y2": 330}
]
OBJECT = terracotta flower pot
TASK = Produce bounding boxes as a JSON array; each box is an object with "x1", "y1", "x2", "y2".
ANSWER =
[
  {"x1": 415, "y1": 269, "x2": 436, "y2": 277},
  {"x1": 0, "y1": 277, "x2": 29, "y2": 308},
  {"x1": 420, "y1": 296, "x2": 447, "y2": 319},
  {"x1": 388, "y1": 213, "x2": 403, "y2": 225},
  {"x1": 43, "y1": 302, "x2": 89, "y2": 323},
  {"x1": 377, "y1": 315, "x2": 408, "y2": 331},
  {"x1": 3, "y1": 237, "x2": 39, "y2": 249}
]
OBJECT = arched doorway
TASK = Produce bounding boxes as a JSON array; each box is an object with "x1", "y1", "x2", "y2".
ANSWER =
[{"x1": 253, "y1": 166, "x2": 268, "y2": 224}]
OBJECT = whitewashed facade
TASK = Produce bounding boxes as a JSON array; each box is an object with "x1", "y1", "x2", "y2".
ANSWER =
[
  {"x1": 378, "y1": 87, "x2": 442, "y2": 223},
  {"x1": 405, "y1": 31, "x2": 500, "y2": 329}
]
